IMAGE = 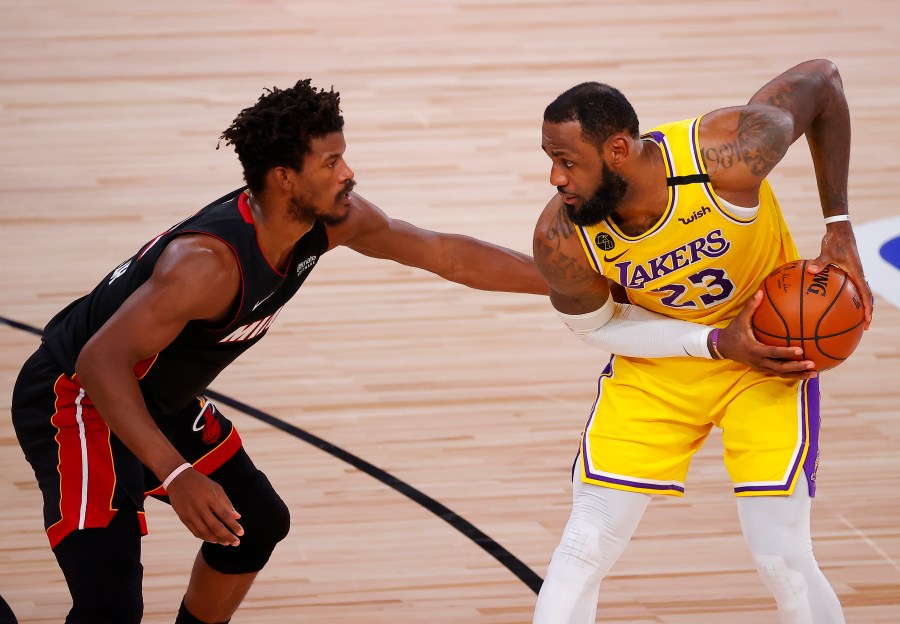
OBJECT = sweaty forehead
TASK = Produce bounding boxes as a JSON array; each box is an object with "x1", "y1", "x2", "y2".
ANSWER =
[{"x1": 541, "y1": 119, "x2": 586, "y2": 154}]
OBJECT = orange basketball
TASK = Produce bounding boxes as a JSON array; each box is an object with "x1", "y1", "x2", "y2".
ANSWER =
[{"x1": 751, "y1": 260, "x2": 865, "y2": 371}]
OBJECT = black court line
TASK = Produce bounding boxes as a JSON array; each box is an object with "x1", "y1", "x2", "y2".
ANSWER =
[{"x1": 0, "y1": 315, "x2": 544, "y2": 594}]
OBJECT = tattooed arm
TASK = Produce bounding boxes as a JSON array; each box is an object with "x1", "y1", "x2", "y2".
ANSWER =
[
  {"x1": 533, "y1": 198, "x2": 610, "y2": 315},
  {"x1": 700, "y1": 59, "x2": 846, "y2": 206},
  {"x1": 533, "y1": 199, "x2": 712, "y2": 360},
  {"x1": 700, "y1": 59, "x2": 873, "y2": 328},
  {"x1": 533, "y1": 197, "x2": 815, "y2": 374}
]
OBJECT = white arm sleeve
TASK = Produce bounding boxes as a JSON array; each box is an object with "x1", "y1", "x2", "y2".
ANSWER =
[{"x1": 557, "y1": 298, "x2": 714, "y2": 359}]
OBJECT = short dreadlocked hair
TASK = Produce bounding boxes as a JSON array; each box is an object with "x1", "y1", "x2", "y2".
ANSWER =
[
  {"x1": 544, "y1": 82, "x2": 639, "y2": 150},
  {"x1": 219, "y1": 79, "x2": 344, "y2": 194}
]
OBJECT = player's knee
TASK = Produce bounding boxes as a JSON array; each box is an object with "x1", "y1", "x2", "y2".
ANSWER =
[
  {"x1": 553, "y1": 516, "x2": 609, "y2": 574},
  {"x1": 201, "y1": 470, "x2": 290, "y2": 574},
  {"x1": 752, "y1": 553, "x2": 809, "y2": 613}
]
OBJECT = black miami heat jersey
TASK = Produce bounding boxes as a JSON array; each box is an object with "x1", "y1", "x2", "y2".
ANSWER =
[{"x1": 41, "y1": 188, "x2": 329, "y2": 415}]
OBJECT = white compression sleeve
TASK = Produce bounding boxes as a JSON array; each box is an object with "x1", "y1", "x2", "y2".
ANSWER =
[
  {"x1": 737, "y1": 479, "x2": 845, "y2": 624},
  {"x1": 557, "y1": 298, "x2": 715, "y2": 359},
  {"x1": 532, "y1": 479, "x2": 651, "y2": 624}
]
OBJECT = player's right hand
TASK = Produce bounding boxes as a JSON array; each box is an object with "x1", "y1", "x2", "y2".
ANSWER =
[
  {"x1": 718, "y1": 291, "x2": 818, "y2": 380},
  {"x1": 165, "y1": 468, "x2": 244, "y2": 546}
]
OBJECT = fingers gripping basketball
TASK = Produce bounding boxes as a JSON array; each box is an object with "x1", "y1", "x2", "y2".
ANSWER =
[{"x1": 752, "y1": 260, "x2": 865, "y2": 371}]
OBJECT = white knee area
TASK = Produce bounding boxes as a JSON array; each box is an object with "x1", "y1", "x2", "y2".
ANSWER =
[
  {"x1": 553, "y1": 516, "x2": 606, "y2": 572},
  {"x1": 533, "y1": 482, "x2": 650, "y2": 624},
  {"x1": 738, "y1": 477, "x2": 845, "y2": 624},
  {"x1": 751, "y1": 553, "x2": 812, "y2": 624},
  {"x1": 555, "y1": 482, "x2": 650, "y2": 578}
]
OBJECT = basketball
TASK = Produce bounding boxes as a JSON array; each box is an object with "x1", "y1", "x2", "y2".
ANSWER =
[{"x1": 751, "y1": 260, "x2": 865, "y2": 371}]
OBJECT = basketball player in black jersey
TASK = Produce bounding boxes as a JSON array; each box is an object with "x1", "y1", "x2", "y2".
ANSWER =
[{"x1": 11, "y1": 80, "x2": 548, "y2": 624}]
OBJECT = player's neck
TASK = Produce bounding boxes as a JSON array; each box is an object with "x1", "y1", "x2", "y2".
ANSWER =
[
  {"x1": 247, "y1": 192, "x2": 315, "y2": 273},
  {"x1": 608, "y1": 142, "x2": 669, "y2": 237}
]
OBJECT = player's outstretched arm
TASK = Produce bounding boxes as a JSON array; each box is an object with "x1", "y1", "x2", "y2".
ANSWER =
[
  {"x1": 75, "y1": 236, "x2": 245, "y2": 546},
  {"x1": 329, "y1": 194, "x2": 549, "y2": 294}
]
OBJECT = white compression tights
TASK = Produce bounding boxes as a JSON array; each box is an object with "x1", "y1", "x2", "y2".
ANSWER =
[
  {"x1": 737, "y1": 477, "x2": 845, "y2": 624},
  {"x1": 532, "y1": 480, "x2": 650, "y2": 623},
  {"x1": 532, "y1": 477, "x2": 844, "y2": 624}
]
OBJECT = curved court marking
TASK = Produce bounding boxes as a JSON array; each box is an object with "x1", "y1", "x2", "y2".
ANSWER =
[
  {"x1": 855, "y1": 216, "x2": 900, "y2": 310},
  {"x1": 0, "y1": 315, "x2": 544, "y2": 595}
]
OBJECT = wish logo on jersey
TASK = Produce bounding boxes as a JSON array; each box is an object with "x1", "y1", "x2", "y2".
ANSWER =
[{"x1": 613, "y1": 229, "x2": 731, "y2": 289}]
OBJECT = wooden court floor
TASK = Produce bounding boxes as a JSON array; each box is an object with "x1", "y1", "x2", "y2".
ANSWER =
[{"x1": 1, "y1": 1, "x2": 898, "y2": 622}]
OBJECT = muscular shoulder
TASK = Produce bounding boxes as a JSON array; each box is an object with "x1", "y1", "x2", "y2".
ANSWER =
[
  {"x1": 699, "y1": 105, "x2": 793, "y2": 198},
  {"x1": 533, "y1": 197, "x2": 596, "y2": 291},
  {"x1": 156, "y1": 234, "x2": 238, "y2": 278},
  {"x1": 151, "y1": 234, "x2": 241, "y2": 320}
]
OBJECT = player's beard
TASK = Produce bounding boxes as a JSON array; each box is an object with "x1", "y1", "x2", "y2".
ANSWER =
[
  {"x1": 565, "y1": 163, "x2": 629, "y2": 227},
  {"x1": 288, "y1": 180, "x2": 356, "y2": 226}
]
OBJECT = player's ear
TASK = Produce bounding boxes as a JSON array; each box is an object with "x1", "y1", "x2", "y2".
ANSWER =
[
  {"x1": 605, "y1": 134, "x2": 631, "y2": 166},
  {"x1": 270, "y1": 166, "x2": 294, "y2": 193}
]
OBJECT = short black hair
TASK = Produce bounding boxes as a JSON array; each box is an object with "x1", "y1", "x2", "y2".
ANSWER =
[
  {"x1": 219, "y1": 79, "x2": 344, "y2": 194},
  {"x1": 544, "y1": 82, "x2": 639, "y2": 149}
]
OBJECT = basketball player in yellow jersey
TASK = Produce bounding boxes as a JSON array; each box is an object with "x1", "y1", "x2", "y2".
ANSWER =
[{"x1": 531, "y1": 60, "x2": 873, "y2": 624}]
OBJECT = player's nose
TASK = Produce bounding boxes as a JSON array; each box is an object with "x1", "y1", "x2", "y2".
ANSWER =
[{"x1": 550, "y1": 163, "x2": 568, "y2": 188}]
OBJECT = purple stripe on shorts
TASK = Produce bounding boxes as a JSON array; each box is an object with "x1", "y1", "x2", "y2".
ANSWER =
[
  {"x1": 584, "y1": 473, "x2": 686, "y2": 493},
  {"x1": 803, "y1": 376, "x2": 821, "y2": 497},
  {"x1": 734, "y1": 378, "x2": 819, "y2": 496}
]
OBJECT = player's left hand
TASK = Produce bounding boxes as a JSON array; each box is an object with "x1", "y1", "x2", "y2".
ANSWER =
[
  {"x1": 718, "y1": 291, "x2": 818, "y2": 379},
  {"x1": 808, "y1": 220, "x2": 873, "y2": 329}
]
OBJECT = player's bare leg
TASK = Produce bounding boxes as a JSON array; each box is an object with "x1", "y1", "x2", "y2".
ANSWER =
[{"x1": 181, "y1": 552, "x2": 258, "y2": 623}]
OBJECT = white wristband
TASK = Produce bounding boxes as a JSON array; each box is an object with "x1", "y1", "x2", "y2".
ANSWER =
[
  {"x1": 823, "y1": 214, "x2": 850, "y2": 225},
  {"x1": 162, "y1": 462, "x2": 192, "y2": 490}
]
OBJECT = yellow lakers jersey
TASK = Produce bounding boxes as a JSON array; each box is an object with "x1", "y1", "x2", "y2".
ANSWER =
[{"x1": 576, "y1": 116, "x2": 799, "y2": 326}]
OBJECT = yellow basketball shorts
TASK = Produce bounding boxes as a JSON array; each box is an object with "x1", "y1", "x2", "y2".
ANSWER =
[{"x1": 575, "y1": 355, "x2": 820, "y2": 497}]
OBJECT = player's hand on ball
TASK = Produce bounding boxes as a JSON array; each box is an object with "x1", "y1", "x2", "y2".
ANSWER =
[
  {"x1": 718, "y1": 291, "x2": 818, "y2": 379},
  {"x1": 810, "y1": 220, "x2": 873, "y2": 329},
  {"x1": 166, "y1": 468, "x2": 244, "y2": 546}
]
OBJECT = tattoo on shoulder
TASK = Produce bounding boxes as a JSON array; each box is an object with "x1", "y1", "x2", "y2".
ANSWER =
[
  {"x1": 702, "y1": 109, "x2": 787, "y2": 177},
  {"x1": 535, "y1": 212, "x2": 594, "y2": 285},
  {"x1": 545, "y1": 205, "x2": 576, "y2": 249}
]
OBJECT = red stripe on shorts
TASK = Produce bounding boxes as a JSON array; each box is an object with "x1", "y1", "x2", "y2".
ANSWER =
[
  {"x1": 144, "y1": 427, "x2": 243, "y2": 498},
  {"x1": 46, "y1": 375, "x2": 122, "y2": 549}
]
